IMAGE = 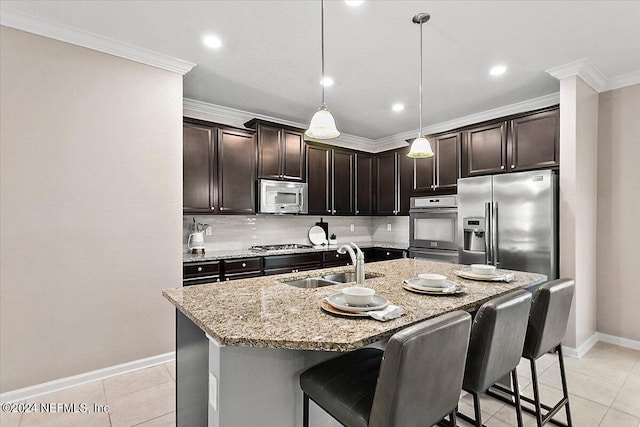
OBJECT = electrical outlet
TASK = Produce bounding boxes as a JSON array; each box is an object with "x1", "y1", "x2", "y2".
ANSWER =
[
  {"x1": 387, "y1": 223, "x2": 392, "y2": 232},
  {"x1": 206, "y1": 227, "x2": 212, "y2": 236},
  {"x1": 350, "y1": 224, "x2": 355, "y2": 232},
  {"x1": 209, "y1": 372, "x2": 218, "y2": 410}
]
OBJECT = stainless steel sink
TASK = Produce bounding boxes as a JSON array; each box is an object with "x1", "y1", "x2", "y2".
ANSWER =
[
  {"x1": 281, "y1": 278, "x2": 338, "y2": 289},
  {"x1": 321, "y1": 272, "x2": 378, "y2": 283}
]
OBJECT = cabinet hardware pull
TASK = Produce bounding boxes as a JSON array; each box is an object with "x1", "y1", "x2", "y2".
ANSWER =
[
  {"x1": 511, "y1": 165, "x2": 515, "y2": 169},
  {"x1": 336, "y1": 254, "x2": 339, "y2": 257},
  {"x1": 242, "y1": 262, "x2": 246, "y2": 267},
  {"x1": 500, "y1": 165, "x2": 505, "y2": 170},
  {"x1": 197, "y1": 267, "x2": 203, "y2": 272},
  {"x1": 386, "y1": 252, "x2": 390, "y2": 256}
]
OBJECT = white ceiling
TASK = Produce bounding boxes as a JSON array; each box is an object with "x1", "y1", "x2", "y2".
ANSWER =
[{"x1": 2, "y1": 1, "x2": 640, "y2": 142}]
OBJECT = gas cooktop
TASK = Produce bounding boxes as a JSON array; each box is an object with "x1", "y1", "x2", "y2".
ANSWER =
[{"x1": 249, "y1": 244, "x2": 314, "y2": 252}]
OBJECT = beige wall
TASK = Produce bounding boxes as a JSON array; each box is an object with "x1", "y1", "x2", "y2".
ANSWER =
[
  {"x1": 0, "y1": 27, "x2": 183, "y2": 392},
  {"x1": 559, "y1": 76, "x2": 599, "y2": 349},
  {"x1": 596, "y1": 84, "x2": 640, "y2": 341}
]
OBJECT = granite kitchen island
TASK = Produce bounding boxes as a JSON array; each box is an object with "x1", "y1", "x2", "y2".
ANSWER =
[{"x1": 163, "y1": 259, "x2": 546, "y2": 427}]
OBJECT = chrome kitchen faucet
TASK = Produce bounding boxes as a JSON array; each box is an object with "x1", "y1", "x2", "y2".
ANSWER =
[{"x1": 338, "y1": 242, "x2": 365, "y2": 285}]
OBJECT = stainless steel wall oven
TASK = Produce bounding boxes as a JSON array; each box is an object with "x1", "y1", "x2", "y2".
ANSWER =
[{"x1": 408, "y1": 195, "x2": 459, "y2": 263}]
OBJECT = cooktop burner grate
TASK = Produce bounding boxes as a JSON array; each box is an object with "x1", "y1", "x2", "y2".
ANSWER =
[{"x1": 249, "y1": 243, "x2": 314, "y2": 252}]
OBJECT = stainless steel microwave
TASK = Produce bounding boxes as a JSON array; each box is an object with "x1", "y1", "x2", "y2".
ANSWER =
[{"x1": 258, "y1": 179, "x2": 308, "y2": 214}]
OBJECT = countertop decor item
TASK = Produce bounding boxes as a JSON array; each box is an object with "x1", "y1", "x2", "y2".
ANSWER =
[
  {"x1": 407, "y1": 12, "x2": 435, "y2": 159},
  {"x1": 328, "y1": 233, "x2": 337, "y2": 245},
  {"x1": 305, "y1": 0, "x2": 340, "y2": 140},
  {"x1": 315, "y1": 217, "x2": 329, "y2": 240},
  {"x1": 308, "y1": 225, "x2": 328, "y2": 245}
]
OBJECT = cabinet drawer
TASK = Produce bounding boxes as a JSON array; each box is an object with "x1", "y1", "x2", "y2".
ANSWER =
[
  {"x1": 183, "y1": 275, "x2": 221, "y2": 286},
  {"x1": 263, "y1": 264, "x2": 322, "y2": 276},
  {"x1": 224, "y1": 271, "x2": 263, "y2": 281},
  {"x1": 322, "y1": 250, "x2": 351, "y2": 267},
  {"x1": 263, "y1": 253, "x2": 323, "y2": 269},
  {"x1": 223, "y1": 257, "x2": 262, "y2": 274},
  {"x1": 373, "y1": 248, "x2": 405, "y2": 261},
  {"x1": 183, "y1": 261, "x2": 221, "y2": 278}
]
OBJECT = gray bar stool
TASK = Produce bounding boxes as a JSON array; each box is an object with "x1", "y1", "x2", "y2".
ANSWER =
[
  {"x1": 299, "y1": 311, "x2": 472, "y2": 427},
  {"x1": 459, "y1": 289, "x2": 532, "y2": 427},
  {"x1": 487, "y1": 278, "x2": 575, "y2": 427}
]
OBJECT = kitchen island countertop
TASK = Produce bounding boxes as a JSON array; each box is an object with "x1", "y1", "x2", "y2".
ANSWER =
[{"x1": 163, "y1": 258, "x2": 546, "y2": 352}]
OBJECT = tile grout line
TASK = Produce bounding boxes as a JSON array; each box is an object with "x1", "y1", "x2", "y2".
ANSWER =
[{"x1": 130, "y1": 411, "x2": 175, "y2": 427}]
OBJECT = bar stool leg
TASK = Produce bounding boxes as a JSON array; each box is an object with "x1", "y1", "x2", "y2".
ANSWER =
[
  {"x1": 449, "y1": 408, "x2": 458, "y2": 427},
  {"x1": 511, "y1": 369, "x2": 524, "y2": 427},
  {"x1": 303, "y1": 392, "x2": 309, "y2": 427},
  {"x1": 472, "y1": 392, "x2": 482, "y2": 427},
  {"x1": 557, "y1": 346, "x2": 573, "y2": 427},
  {"x1": 529, "y1": 358, "x2": 544, "y2": 427}
]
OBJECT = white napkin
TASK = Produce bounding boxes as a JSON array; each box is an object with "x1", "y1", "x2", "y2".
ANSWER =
[{"x1": 368, "y1": 305, "x2": 404, "y2": 321}]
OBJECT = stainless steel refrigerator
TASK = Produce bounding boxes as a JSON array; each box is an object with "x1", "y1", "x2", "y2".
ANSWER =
[{"x1": 457, "y1": 169, "x2": 558, "y2": 279}]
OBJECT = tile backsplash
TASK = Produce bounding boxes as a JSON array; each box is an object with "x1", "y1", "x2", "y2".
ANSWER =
[{"x1": 183, "y1": 215, "x2": 409, "y2": 253}]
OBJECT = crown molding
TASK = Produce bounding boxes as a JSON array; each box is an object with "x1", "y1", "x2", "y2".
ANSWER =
[
  {"x1": 604, "y1": 70, "x2": 640, "y2": 92},
  {"x1": 375, "y1": 92, "x2": 561, "y2": 147},
  {"x1": 546, "y1": 59, "x2": 640, "y2": 93},
  {"x1": 0, "y1": 8, "x2": 195, "y2": 75},
  {"x1": 183, "y1": 98, "x2": 376, "y2": 149}
]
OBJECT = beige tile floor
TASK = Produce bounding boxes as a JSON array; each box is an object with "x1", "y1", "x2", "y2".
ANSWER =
[{"x1": 1, "y1": 341, "x2": 638, "y2": 426}]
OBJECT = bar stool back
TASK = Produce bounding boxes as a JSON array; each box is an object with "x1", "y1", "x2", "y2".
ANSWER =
[
  {"x1": 460, "y1": 289, "x2": 532, "y2": 427},
  {"x1": 299, "y1": 311, "x2": 472, "y2": 427}
]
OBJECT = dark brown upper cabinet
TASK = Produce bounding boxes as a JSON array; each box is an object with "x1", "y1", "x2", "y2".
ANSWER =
[
  {"x1": 305, "y1": 143, "x2": 354, "y2": 215},
  {"x1": 183, "y1": 119, "x2": 256, "y2": 214},
  {"x1": 183, "y1": 123, "x2": 215, "y2": 213},
  {"x1": 508, "y1": 108, "x2": 559, "y2": 171},
  {"x1": 245, "y1": 119, "x2": 305, "y2": 181},
  {"x1": 413, "y1": 131, "x2": 461, "y2": 195},
  {"x1": 463, "y1": 121, "x2": 508, "y2": 177},
  {"x1": 462, "y1": 106, "x2": 559, "y2": 177},
  {"x1": 375, "y1": 146, "x2": 412, "y2": 216},
  {"x1": 355, "y1": 153, "x2": 375, "y2": 215},
  {"x1": 216, "y1": 128, "x2": 257, "y2": 213}
]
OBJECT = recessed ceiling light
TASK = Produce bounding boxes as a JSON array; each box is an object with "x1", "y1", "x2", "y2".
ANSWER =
[
  {"x1": 345, "y1": 0, "x2": 364, "y2": 6},
  {"x1": 320, "y1": 77, "x2": 334, "y2": 87},
  {"x1": 490, "y1": 65, "x2": 507, "y2": 76},
  {"x1": 392, "y1": 103, "x2": 405, "y2": 112},
  {"x1": 203, "y1": 35, "x2": 222, "y2": 49}
]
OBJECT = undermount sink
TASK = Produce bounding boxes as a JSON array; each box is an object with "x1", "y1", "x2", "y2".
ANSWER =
[
  {"x1": 321, "y1": 272, "x2": 379, "y2": 283},
  {"x1": 281, "y1": 278, "x2": 338, "y2": 289}
]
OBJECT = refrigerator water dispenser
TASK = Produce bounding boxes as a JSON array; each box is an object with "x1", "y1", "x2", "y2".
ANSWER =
[{"x1": 463, "y1": 217, "x2": 486, "y2": 253}]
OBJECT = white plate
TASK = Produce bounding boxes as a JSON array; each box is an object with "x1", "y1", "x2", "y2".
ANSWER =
[
  {"x1": 325, "y1": 293, "x2": 388, "y2": 313},
  {"x1": 320, "y1": 300, "x2": 370, "y2": 318},
  {"x1": 402, "y1": 280, "x2": 467, "y2": 295},
  {"x1": 308, "y1": 225, "x2": 328, "y2": 245},
  {"x1": 453, "y1": 269, "x2": 515, "y2": 282}
]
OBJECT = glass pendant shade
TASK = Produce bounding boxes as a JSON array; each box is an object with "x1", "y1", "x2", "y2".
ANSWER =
[
  {"x1": 407, "y1": 136, "x2": 434, "y2": 158},
  {"x1": 305, "y1": 105, "x2": 340, "y2": 139}
]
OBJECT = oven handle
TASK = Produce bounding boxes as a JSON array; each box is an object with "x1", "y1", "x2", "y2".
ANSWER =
[
  {"x1": 409, "y1": 207, "x2": 458, "y2": 214},
  {"x1": 485, "y1": 202, "x2": 492, "y2": 264}
]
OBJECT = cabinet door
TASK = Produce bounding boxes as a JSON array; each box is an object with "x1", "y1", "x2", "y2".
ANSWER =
[
  {"x1": 413, "y1": 155, "x2": 435, "y2": 194},
  {"x1": 397, "y1": 146, "x2": 413, "y2": 215},
  {"x1": 355, "y1": 153, "x2": 374, "y2": 215},
  {"x1": 509, "y1": 109, "x2": 559, "y2": 171},
  {"x1": 464, "y1": 121, "x2": 507, "y2": 176},
  {"x1": 306, "y1": 144, "x2": 332, "y2": 214},
  {"x1": 332, "y1": 149, "x2": 355, "y2": 215},
  {"x1": 257, "y1": 124, "x2": 282, "y2": 180},
  {"x1": 282, "y1": 130, "x2": 305, "y2": 181},
  {"x1": 375, "y1": 151, "x2": 397, "y2": 215},
  {"x1": 217, "y1": 129, "x2": 256, "y2": 214},
  {"x1": 435, "y1": 132, "x2": 460, "y2": 192},
  {"x1": 183, "y1": 123, "x2": 215, "y2": 213}
]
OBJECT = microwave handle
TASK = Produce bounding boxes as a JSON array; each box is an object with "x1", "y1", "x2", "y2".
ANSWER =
[{"x1": 298, "y1": 187, "x2": 304, "y2": 212}]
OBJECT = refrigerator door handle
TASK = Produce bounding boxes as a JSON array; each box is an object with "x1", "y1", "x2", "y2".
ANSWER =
[
  {"x1": 484, "y1": 202, "x2": 492, "y2": 264},
  {"x1": 492, "y1": 202, "x2": 499, "y2": 267}
]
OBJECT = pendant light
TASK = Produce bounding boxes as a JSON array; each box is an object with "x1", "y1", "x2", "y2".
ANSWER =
[
  {"x1": 305, "y1": 0, "x2": 340, "y2": 140},
  {"x1": 407, "y1": 12, "x2": 434, "y2": 158}
]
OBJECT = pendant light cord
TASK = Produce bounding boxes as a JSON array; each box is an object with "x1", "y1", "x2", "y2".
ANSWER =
[
  {"x1": 418, "y1": 19, "x2": 423, "y2": 138},
  {"x1": 321, "y1": 0, "x2": 326, "y2": 106}
]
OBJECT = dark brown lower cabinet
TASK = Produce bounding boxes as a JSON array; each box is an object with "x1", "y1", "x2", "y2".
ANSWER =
[
  {"x1": 322, "y1": 250, "x2": 352, "y2": 268},
  {"x1": 263, "y1": 253, "x2": 323, "y2": 275}
]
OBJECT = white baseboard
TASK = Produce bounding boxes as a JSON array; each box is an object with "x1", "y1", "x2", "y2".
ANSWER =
[
  {"x1": 0, "y1": 351, "x2": 175, "y2": 403},
  {"x1": 597, "y1": 332, "x2": 640, "y2": 351},
  {"x1": 562, "y1": 331, "x2": 640, "y2": 358}
]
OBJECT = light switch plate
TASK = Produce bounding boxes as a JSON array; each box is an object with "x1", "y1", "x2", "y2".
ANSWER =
[
  {"x1": 387, "y1": 224, "x2": 392, "y2": 231},
  {"x1": 350, "y1": 224, "x2": 354, "y2": 232},
  {"x1": 206, "y1": 227, "x2": 212, "y2": 236}
]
